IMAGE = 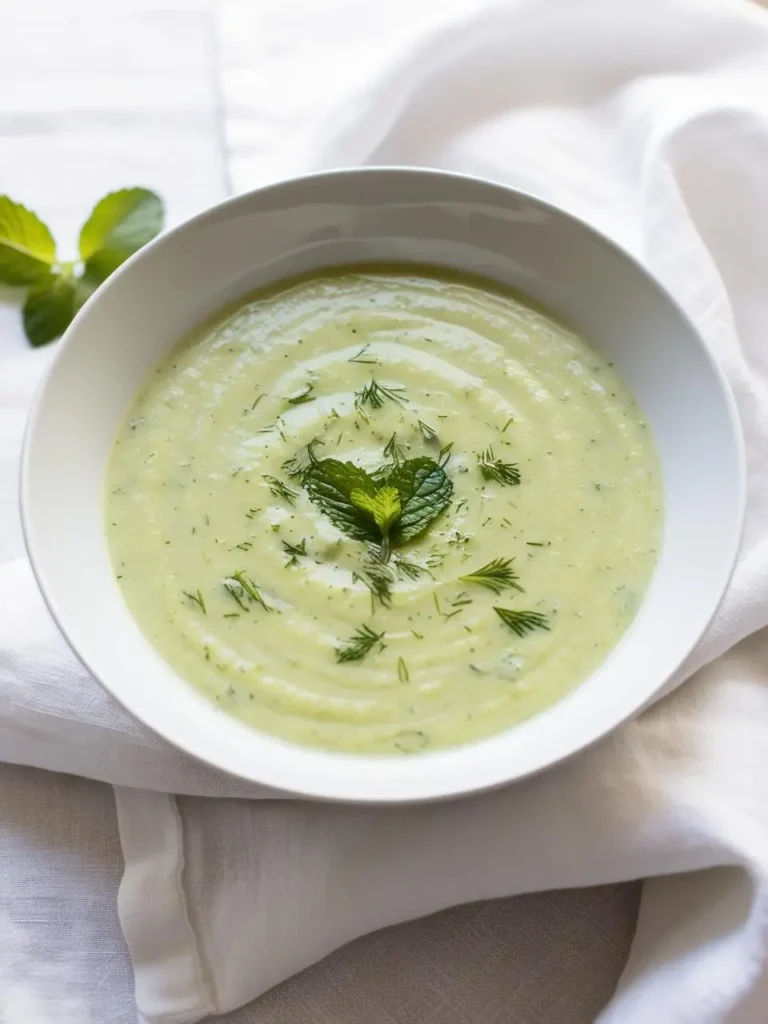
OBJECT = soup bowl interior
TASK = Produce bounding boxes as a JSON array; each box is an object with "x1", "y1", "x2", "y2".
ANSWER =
[{"x1": 21, "y1": 168, "x2": 744, "y2": 802}]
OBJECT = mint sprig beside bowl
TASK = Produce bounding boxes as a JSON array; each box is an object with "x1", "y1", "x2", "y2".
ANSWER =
[{"x1": 0, "y1": 188, "x2": 164, "y2": 346}]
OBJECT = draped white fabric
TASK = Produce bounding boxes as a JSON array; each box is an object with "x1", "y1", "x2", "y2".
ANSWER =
[{"x1": 3, "y1": 1, "x2": 768, "y2": 1021}]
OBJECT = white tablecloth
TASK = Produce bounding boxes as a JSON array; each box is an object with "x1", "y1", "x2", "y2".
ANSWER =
[{"x1": 3, "y1": 2, "x2": 768, "y2": 1023}]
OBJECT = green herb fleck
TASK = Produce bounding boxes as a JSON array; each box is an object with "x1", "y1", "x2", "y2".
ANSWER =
[
  {"x1": 354, "y1": 379, "x2": 407, "y2": 411},
  {"x1": 493, "y1": 606, "x2": 550, "y2": 637},
  {"x1": 432, "y1": 591, "x2": 461, "y2": 620},
  {"x1": 286, "y1": 383, "x2": 315, "y2": 405},
  {"x1": 478, "y1": 446, "x2": 521, "y2": 486},
  {"x1": 263, "y1": 475, "x2": 298, "y2": 506},
  {"x1": 282, "y1": 439, "x2": 324, "y2": 482},
  {"x1": 438, "y1": 442, "x2": 453, "y2": 468},
  {"x1": 223, "y1": 571, "x2": 271, "y2": 612},
  {"x1": 383, "y1": 432, "x2": 406, "y2": 465},
  {"x1": 397, "y1": 657, "x2": 409, "y2": 682},
  {"x1": 282, "y1": 538, "x2": 307, "y2": 566},
  {"x1": 394, "y1": 730, "x2": 428, "y2": 753},
  {"x1": 182, "y1": 589, "x2": 206, "y2": 614},
  {"x1": 461, "y1": 558, "x2": 523, "y2": 594},
  {"x1": 336, "y1": 624, "x2": 386, "y2": 663},
  {"x1": 394, "y1": 558, "x2": 428, "y2": 581},
  {"x1": 348, "y1": 342, "x2": 379, "y2": 364},
  {"x1": 223, "y1": 579, "x2": 248, "y2": 611},
  {"x1": 418, "y1": 420, "x2": 437, "y2": 442},
  {"x1": 353, "y1": 560, "x2": 393, "y2": 610}
]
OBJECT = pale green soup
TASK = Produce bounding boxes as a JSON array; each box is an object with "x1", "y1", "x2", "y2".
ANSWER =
[{"x1": 106, "y1": 268, "x2": 662, "y2": 754}]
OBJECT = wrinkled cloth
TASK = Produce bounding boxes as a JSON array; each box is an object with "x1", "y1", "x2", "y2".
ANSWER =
[{"x1": 3, "y1": 0, "x2": 768, "y2": 1022}]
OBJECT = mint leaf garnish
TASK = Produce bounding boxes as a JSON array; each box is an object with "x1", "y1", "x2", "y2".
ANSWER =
[
  {"x1": 351, "y1": 485, "x2": 402, "y2": 560},
  {"x1": 79, "y1": 188, "x2": 163, "y2": 283},
  {"x1": 304, "y1": 460, "x2": 381, "y2": 543},
  {"x1": 0, "y1": 196, "x2": 56, "y2": 285},
  {"x1": 304, "y1": 454, "x2": 452, "y2": 553},
  {"x1": 22, "y1": 273, "x2": 78, "y2": 348},
  {"x1": 387, "y1": 456, "x2": 453, "y2": 542},
  {"x1": 351, "y1": 486, "x2": 401, "y2": 534}
]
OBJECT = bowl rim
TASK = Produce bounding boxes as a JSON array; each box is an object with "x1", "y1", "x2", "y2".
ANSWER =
[{"x1": 19, "y1": 165, "x2": 747, "y2": 802}]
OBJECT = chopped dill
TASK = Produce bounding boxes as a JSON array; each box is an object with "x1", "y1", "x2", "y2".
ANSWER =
[
  {"x1": 281, "y1": 439, "x2": 324, "y2": 481},
  {"x1": 460, "y1": 557, "x2": 523, "y2": 594},
  {"x1": 182, "y1": 589, "x2": 206, "y2": 614},
  {"x1": 285, "y1": 383, "x2": 315, "y2": 405},
  {"x1": 336, "y1": 624, "x2": 386, "y2": 663},
  {"x1": 493, "y1": 606, "x2": 550, "y2": 637},
  {"x1": 438, "y1": 442, "x2": 453, "y2": 468},
  {"x1": 222, "y1": 579, "x2": 248, "y2": 611},
  {"x1": 394, "y1": 558, "x2": 428, "y2": 581},
  {"x1": 348, "y1": 342, "x2": 379, "y2": 365},
  {"x1": 397, "y1": 657, "x2": 410, "y2": 682},
  {"x1": 477, "y1": 446, "x2": 521, "y2": 486},
  {"x1": 263, "y1": 474, "x2": 298, "y2": 505},
  {"x1": 223, "y1": 571, "x2": 271, "y2": 612},
  {"x1": 282, "y1": 538, "x2": 307, "y2": 566},
  {"x1": 433, "y1": 591, "x2": 462, "y2": 620},
  {"x1": 354, "y1": 379, "x2": 407, "y2": 411},
  {"x1": 383, "y1": 432, "x2": 406, "y2": 465},
  {"x1": 418, "y1": 420, "x2": 437, "y2": 442},
  {"x1": 353, "y1": 560, "x2": 393, "y2": 610}
]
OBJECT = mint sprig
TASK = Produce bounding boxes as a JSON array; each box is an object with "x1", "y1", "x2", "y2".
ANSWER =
[
  {"x1": 386, "y1": 457, "x2": 453, "y2": 542},
  {"x1": 0, "y1": 198, "x2": 56, "y2": 284},
  {"x1": 304, "y1": 455, "x2": 453, "y2": 556},
  {"x1": 0, "y1": 188, "x2": 164, "y2": 346}
]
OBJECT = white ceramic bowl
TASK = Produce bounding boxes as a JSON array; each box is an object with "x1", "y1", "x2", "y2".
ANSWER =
[{"x1": 21, "y1": 168, "x2": 745, "y2": 803}]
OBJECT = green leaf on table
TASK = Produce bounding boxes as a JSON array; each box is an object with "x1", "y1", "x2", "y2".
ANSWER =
[
  {"x1": 0, "y1": 196, "x2": 56, "y2": 285},
  {"x1": 387, "y1": 456, "x2": 453, "y2": 542},
  {"x1": 22, "y1": 273, "x2": 78, "y2": 347},
  {"x1": 78, "y1": 188, "x2": 164, "y2": 283}
]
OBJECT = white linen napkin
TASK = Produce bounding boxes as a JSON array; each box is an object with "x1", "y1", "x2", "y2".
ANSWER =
[{"x1": 4, "y1": 0, "x2": 768, "y2": 1021}]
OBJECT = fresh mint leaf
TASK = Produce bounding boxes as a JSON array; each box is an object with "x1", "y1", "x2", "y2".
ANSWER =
[
  {"x1": 0, "y1": 196, "x2": 56, "y2": 285},
  {"x1": 351, "y1": 486, "x2": 401, "y2": 534},
  {"x1": 388, "y1": 456, "x2": 453, "y2": 542},
  {"x1": 305, "y1": 455, "x2": 453, "y2": 550},
  {"x1": 22, "y1": 273, "x2": 77, "y2": 347},
  {"x1": 304, "y1": 459, "x2": 381, "y2": 543},
  {"x1": 79, "y1": 188, "x2": 163, "y2": 283}
]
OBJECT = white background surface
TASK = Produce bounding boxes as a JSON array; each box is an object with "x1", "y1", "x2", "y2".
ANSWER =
[
  {"x1": 0, "y1": 3, "x2": 637, "y2": 1021},
  {"x1": 4, "y1": 2, "x2": 768, "y2": 1023}
]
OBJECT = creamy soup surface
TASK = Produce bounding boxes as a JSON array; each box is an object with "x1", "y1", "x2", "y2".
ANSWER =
[{"x1": 106, "y1": 268, "x2": 662, "y2": 754}]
